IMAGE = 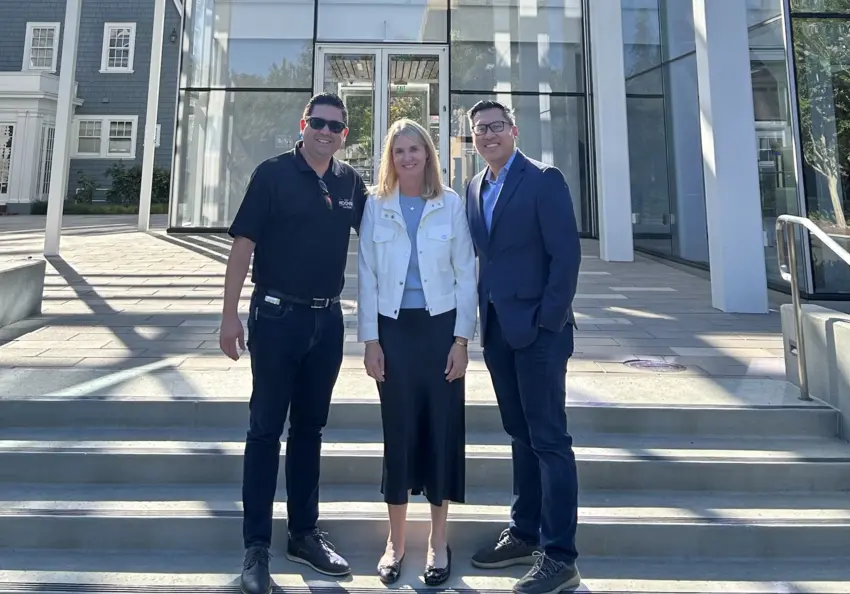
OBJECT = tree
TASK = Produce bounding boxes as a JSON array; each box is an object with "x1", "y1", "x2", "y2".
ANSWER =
[{"x1": 792, "y1": 9, "x2": 850, "y2": 229}]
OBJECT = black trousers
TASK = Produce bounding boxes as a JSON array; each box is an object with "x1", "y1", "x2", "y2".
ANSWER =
[
  {"x1": 377, "y1": 307, "x2": 466, "y2": 507},
  {"x1": 482, "y1": 303, "x2": 579, "y2": 564},
  {"x1": 242, "y1": 288, "x2": 344, "y2": 548}
]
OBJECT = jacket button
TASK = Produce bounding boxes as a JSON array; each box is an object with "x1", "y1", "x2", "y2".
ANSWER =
[{"x1": 399, "y1": 281, "x2": 403, "y2": 285}]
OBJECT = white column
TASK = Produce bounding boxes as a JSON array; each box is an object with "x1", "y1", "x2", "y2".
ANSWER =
[
  {"x1": 43, "y1": 0, "x2": 82, "y2": 256},
  {"x1": 693, "y1": 0, "x2": 768, "y2": 313},
  {"x1": 139, "y1": 0, "x2": 167, "y2": 232},
  {"x1": 588, "y1": 0, "x2": 634, "y2": 262}
]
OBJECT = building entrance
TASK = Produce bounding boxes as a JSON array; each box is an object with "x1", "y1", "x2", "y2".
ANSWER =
[{"x1": 314, "y1": 44, "x2": 449, "y2": 186}]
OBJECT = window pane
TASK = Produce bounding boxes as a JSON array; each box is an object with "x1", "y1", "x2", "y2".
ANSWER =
[
  {"x1": 450, "y1": 0, "x2": 584, "y2": 93},
  {"x1": 449, "y1": 93, "x2": 591, "y2": 233},
  {"x1": 622, "y1": 0, "x2": 663, "y2": 94},
  {"x1": 172, "y1": 90, "x2": 312, "y2": 228},
  {"x1": 746, "y1": 3, "x2": 803, "y2": 286},
  {"x1": 317, "y1": 0, "x2": 447, "y2": 43},
  {"x1": 622, "y1": 0, "x2": 709, "y2": 265},
  {"x1": 792, "y1": 17, "x2": 850, "y2": 293},
  {"x1": 790, "y1": 0, "x2": 850, "y2": 13},
  {"x1": 184, "y1": 0, "x2": 313, "y2": 89},
  {"x1": 78, "y1": 138, "x2": 101, "y2": 154},
  {"x1": 108, "y1": 138, "x2": 133, "y2": 154}
]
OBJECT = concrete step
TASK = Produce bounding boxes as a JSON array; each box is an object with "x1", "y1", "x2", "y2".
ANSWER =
[
  {"x1": 1, "y1": 427, "x2": 848, "y2": 491},
  {"x1": 1, "y1": 485, "x2": 849, "y2": 559},
  {"x1": 0, "y1": 370, "x2": 837, "y2": 439},
  {"x1": 1, "y1": 548, "x2": 850, "y2": 593},
  {"x1": 0, "y1": 395, "x2": 838, "y2": 438}
]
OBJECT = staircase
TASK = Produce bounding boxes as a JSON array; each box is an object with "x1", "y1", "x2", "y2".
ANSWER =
[{"x1": 1, "y1": 367, "x2": 849, "y2": 593}]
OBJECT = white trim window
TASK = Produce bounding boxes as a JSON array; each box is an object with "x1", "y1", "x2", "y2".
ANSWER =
[
  {"x1": 100, "y1": 22, "x2": 136, "y2": 73},
  {"x1": 72, "y1": 116, "x2": 139, "y2": 159},
  {"x1": 23, "y1": 22, "x2": 61, "y2": 72}
]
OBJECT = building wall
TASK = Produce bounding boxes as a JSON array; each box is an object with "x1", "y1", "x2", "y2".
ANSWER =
[
  {"x1": 69, "y1": 0, "x2": 182, "y2": 199},
  {"x1": 0, "y1": 0, "x2": 181, "y2": 204}
]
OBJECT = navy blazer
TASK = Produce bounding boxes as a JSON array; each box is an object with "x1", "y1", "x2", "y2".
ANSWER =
[{"x1": 466, "y1": 150, "x2": 582, "y2": 349}]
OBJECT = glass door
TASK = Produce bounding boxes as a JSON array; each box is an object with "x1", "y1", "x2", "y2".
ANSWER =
[{"x1": 315, "y1": 45, "x2": 449, "y2": 187}]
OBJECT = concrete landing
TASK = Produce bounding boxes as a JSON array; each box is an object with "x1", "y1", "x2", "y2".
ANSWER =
[{"x1": 0, "y1": 214, "x2": 792, "y2": 380}]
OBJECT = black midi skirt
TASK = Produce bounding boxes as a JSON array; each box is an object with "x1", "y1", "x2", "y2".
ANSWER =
[{"x1": 376, "y1": 307, "x2": 466, "y2": 506}]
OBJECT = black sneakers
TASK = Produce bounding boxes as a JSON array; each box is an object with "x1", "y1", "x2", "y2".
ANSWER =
[
  {"x1": 514, "y1": 553, "x2": 581, "y2": 594},
  {"x1": 240, "y1": 546, "x2": 272, "y2": 594},
  {"x1": 285, "y1": 530, "x2": 351, "y2": 576},
  {"x1": 471, "y1": 528, "x2": 540, "y2": 569},
  {"x1": 240, "y1": 531, "x2": 349, "y2": 593}
]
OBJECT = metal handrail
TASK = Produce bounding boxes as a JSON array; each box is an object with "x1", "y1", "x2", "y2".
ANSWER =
[{"x1": 775, "y1": 214, "x2": 850, "y2": 401}]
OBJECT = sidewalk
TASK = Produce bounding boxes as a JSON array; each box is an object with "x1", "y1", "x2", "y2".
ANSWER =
[{"x1": 0, "y1": 214, "x2": 789, "y2": 380}]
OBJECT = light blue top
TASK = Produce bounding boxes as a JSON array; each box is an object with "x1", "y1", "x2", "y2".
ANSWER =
[{"x1": 399, "y1": 193, "x2": 427, "y2": 309}]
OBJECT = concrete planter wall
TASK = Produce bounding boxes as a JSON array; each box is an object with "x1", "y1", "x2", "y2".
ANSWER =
[
  {"x1": 0, "y1": 259, "x2": 45, "y2": 328},
  {"x1": 782, "y1": 303, "x2": 850, "y2": 441}
]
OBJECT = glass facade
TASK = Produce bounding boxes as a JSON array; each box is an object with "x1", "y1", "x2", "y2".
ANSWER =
[
  {"x1": 169, "y1": 0, "x2": 850, "y2": 299},
  {"x1": 170, "y1": 0, "x2": 592, "y2": 234},
  {"x1": 789, "y1": 0, "x2": 850, "y2": 294}
]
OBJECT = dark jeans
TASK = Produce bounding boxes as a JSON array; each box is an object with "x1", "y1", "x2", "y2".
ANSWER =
[
  {"x1": 242, "y1": 288, "x2": 344, "y2": 549},
  {"x1": 482, "y1": 303, "x2": 579, "y2": 564}
]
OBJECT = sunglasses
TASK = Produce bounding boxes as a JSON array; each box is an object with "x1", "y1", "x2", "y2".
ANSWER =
[
  {"x1": 318, "y1": 179, "x2": 333, "y2": 210},
  {"x1": 306, "y1": 116, "x2": 346, "y2": 134}
]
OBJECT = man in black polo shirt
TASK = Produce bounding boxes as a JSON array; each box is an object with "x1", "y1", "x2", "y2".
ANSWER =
[{"x1": 219, "y1": 92, "x2": 367, "y2": 594}]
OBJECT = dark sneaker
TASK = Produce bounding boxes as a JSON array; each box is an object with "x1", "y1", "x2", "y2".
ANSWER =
[
  {"x1": 513, "y1": 553, "x2": 581, "y2": 594},
  {"x1": 286, "y1": 530, "x2": 351, "y2": 577},
  {"x1": 240, "y1": 545, "x2": 272, "y2": 594},
  {"x1": 471, "y1": 528, "x2": 540, "y2": 569}
]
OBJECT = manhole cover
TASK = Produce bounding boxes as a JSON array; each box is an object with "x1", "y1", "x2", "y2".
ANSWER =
[{"x1": 623, "y1": 359, "x2": 687, "y2": 372}]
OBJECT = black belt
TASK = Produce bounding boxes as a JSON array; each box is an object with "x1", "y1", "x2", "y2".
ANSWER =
[{"x1": 255, "y1": 285, "x2": 340, "y2": 309}]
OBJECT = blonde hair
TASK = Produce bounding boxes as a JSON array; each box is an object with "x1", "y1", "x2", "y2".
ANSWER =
[{"x1": 373, "y1": 118, "x2": 443, "y2": 200}]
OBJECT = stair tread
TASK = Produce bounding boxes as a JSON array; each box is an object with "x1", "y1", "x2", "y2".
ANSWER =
[
  {"x1": 0, "y1": 484, "x2": 848, "y2": 523},
  {"x1": 1, "y1": 549, "x2": 849, "y2": 593},
  {"x1": 0, "y1": 370, "x2": 815, "y2": 409},
  {"x1": 0, "y1": 427, "x2": 848, "y2": 460}
]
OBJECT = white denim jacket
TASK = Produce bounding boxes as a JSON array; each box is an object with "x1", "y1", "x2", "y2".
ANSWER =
[{"x1": 357, "y1": 185, "x2": 478, "y2": 343}]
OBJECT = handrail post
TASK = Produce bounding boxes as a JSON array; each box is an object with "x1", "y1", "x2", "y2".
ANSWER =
[{"x1": 785, "y1": 221, "x2": 812, "y2": 401}]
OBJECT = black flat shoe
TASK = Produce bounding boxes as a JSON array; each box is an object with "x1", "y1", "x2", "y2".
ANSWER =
[
  {"x1": 424, "y1": 545, "x2": 451, "y2": 587},
  {"x1": 378, "y1": 554, "x2": 404, "y2": 585}
]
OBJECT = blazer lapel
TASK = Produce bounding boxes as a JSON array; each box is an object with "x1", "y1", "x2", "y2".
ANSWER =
[{"x1": 489, "y1": 152, "x2": 526, "y2": 234}]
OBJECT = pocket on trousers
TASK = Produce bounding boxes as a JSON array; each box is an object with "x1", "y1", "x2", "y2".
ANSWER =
[{"x1": 255, "y1": 298, "x2": 294, "y2": 321}]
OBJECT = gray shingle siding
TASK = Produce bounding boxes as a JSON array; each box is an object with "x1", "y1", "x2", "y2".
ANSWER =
[
  {"x1": 0, "y1": 1, "x2": 67, "y2": 73},
  {"x1": 0, "y1": 0, "x2": 181, "y2": 204}
]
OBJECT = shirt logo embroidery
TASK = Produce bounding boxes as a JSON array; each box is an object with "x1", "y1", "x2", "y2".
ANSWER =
[{"x1": 338, "y1": 198, "x2": 354, "y2": 209}]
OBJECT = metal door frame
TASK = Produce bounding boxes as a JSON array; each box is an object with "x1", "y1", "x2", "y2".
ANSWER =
[{"x1": 314, "y1": 44, "x2": 450, "y2": 185}]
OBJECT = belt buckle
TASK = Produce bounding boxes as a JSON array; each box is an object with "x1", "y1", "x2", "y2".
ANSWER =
[{"x1": 311, "y1": 297, "x2": 329, "y2": 308}]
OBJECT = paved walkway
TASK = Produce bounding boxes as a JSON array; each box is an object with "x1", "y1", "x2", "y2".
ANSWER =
[{"x1": 0, "y1": 214, "x2": 791, "y2": 380}]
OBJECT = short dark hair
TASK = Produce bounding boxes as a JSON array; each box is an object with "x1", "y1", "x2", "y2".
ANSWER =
[
  {"x1": 303, "y1": 92, "x2": 348, "y2": 124},
  {"x1": 468, "y1": 100, "x2": 515, "y2": 126}
]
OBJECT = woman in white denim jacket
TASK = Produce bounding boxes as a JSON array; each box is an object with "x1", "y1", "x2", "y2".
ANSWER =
[{"x1": 357, "y1": 118, "x2": 477, "y2": 587}]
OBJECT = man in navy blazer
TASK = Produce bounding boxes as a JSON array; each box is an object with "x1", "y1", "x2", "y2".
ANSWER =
[{"x1": 464, "y1": 100, "x2": 582, "y2": 594}]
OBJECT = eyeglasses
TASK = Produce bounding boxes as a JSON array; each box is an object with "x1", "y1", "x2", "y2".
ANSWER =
[
  {"x1": 318, "y1": 179, "x2": 333, "y2": 210},
  {"x1": 472, "y1": 121, "x2": 510, "y2": 136},
  {"x1": 306, "y1": 116, "x2": 346, "y2": 134}
]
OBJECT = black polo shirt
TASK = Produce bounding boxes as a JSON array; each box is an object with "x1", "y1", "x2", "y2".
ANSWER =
[{"x1": 228, "y1": 141, "x2": 368, "y2": 299}]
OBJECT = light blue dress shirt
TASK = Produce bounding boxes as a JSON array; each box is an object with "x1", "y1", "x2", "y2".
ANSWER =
[{"x1": 481, "y1": 149, "x2": 518, "y2": 232}]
